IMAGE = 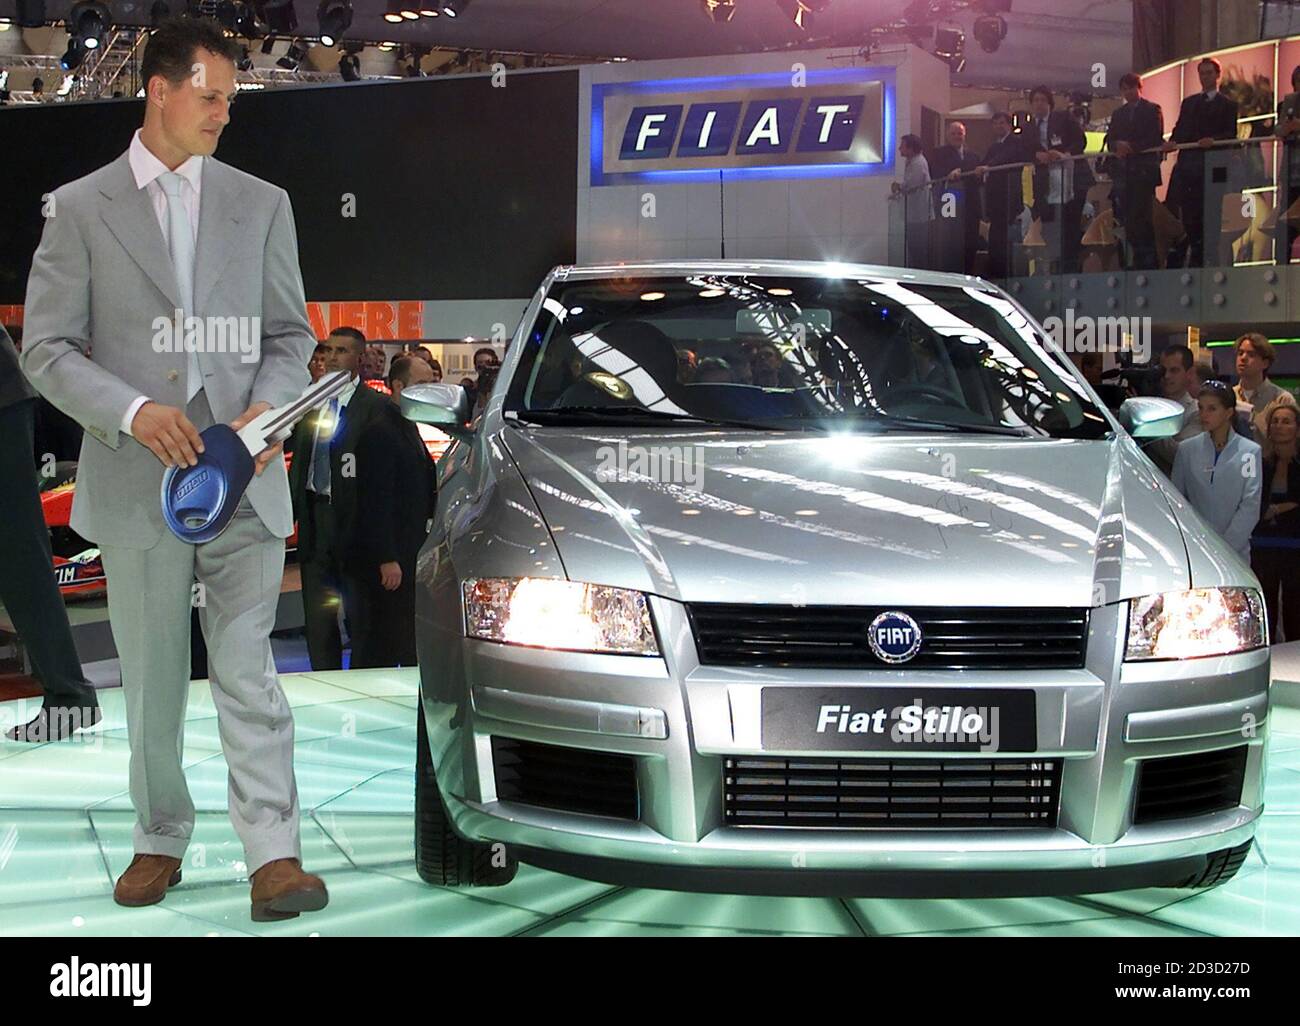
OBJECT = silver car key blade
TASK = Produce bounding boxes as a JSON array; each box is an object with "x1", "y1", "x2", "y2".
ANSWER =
[{"x1": 235, "y1": 370, "x2": 352, "y2": 455}]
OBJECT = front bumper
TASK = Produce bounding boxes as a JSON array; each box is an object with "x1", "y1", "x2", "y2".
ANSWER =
[{"x1": 420, "y1": 596, "x2": 1270, "y2": 896}]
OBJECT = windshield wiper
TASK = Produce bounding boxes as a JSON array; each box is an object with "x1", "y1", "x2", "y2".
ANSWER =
[
  {"x1": 507, "y1": 407, "x2": 830, "y2": 432},
  {"x1": 857, "y1": 413, "x2": 1036, "y2": 437}
]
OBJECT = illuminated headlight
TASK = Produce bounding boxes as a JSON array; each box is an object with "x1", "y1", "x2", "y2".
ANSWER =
[
  {"x1": 1126, "y1": 588, "x2": 1266, "y2": 661},
  {"x1": 462, "y1": 577, "x2": 659, "y2": 655}
]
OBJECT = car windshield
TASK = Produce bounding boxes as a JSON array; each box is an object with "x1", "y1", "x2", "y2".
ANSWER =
[{"x1": 504, "y1": 273, "x2": 1111, "y2": 439}]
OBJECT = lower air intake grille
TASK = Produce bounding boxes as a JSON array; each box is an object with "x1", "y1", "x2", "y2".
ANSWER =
[
  {"x1": 1133, "y1": 746, "x2": 1247, "y2": 825},
  {"x1": 491, "y1": 736, "x2": 639, "y2": 820},
  {"x1": 724, "y1": 756, "x2": 1061, "y2": 828}
]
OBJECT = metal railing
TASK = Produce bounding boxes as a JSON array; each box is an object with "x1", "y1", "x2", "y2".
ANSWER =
[{"x1": 888, "y1": 132, "x2": 1298, "y2": 276}]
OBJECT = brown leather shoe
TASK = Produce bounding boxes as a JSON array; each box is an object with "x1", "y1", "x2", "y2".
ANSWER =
[
  {"x1": 113, "y1": 854, "x2": 183, "y2": 907},
  {"x1": 250, "y1": 858, "x2": 329, "y2": 922}
]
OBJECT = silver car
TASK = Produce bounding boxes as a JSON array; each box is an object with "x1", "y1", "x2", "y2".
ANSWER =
[{"x1": 402, "y1": 260, "x2": 1269, "y2": 897}]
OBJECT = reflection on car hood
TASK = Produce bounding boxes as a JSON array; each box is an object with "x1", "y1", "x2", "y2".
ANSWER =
[{"x1": 501, "y1": 427, "x2": 1191, "y2": 607}]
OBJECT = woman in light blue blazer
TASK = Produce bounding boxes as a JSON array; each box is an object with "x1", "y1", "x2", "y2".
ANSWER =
[{"x1": 1172, "y1": 380, "x2": 1264, "y2": 561}]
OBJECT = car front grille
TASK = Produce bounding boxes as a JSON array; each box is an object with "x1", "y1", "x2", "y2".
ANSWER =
[
  {"x1": 1133, "y1": 746, "x2": 1248, "y2": 825},
  {"x1": 724, "y1": 756, "x2": 1062, "y2": 828},
  {"x1": 687, "y1": 604, "x2": 1088, "y2": 670},
  {"x1": 491, "y1": 736, "x2": 639, "y2": 820}
]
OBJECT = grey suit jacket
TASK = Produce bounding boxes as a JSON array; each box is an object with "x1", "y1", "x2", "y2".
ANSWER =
[
  {"x1": 20, "y1": 150, "x2": 314, "y2": 548},
  {"x1": 0, "y1": 324, "x2": 38, "y2": 411}
]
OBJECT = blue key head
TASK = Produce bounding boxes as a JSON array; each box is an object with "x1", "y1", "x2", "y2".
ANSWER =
[{"x1": 160, "y1": 424, "x2": 255, "y2": 544}]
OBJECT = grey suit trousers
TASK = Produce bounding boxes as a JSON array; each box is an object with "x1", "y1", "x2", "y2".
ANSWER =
[{"x1": 98, "y1": 392, "x2": 300, "y2": 876}]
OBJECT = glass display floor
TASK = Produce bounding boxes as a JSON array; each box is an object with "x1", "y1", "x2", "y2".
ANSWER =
[{"x1": 1, "y1": 669, "x2": 1298, "y2": 937}]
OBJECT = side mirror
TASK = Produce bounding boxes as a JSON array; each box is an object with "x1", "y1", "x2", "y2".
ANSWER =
[
  {"x1": 1118, "y1": 396, "x2": 1187, "y2": 438},
  {"x1": 401, "y1": 383, "x2": 473, "y2": 440}
]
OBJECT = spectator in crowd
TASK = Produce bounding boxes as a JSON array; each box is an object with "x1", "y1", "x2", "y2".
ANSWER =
[
  {"x1": 1277, "y1": 64, "x2": 1300, "y2": 262},
  {"x1": 1027, "y1": 85, "x2": 1087, "y2": 273},
  {"x1": 978, "y1": 111, "x2": 1029, "y2": 279},
  {"x1": 349, "y1": 355, "x2": 437, "y2": 667},
  {"x1": 930, "y1": 121, "x2": 983, "y2": 274},
  {"x1": 0, "y1": 324, "x2": 99, "y2": 741},
  {"x1": 288, "y1": 326, "x2": 390, "y2": 670},
  {"x1": 472, "y1": 365, "x2": 498, "y2": 420},
  {"x1": 753, "y1": 344, "x2": 791, "y2": 387},
  {"x1": 1172, "y1": 380, "x2": 1263, "y2": 562},
  {"x1": 892, "y1": 134, "x2": 932, "y2": 268},
  {"x1": 1145, "y1": 344, "x2": 1201, "y2": 475},
  {"x1": 308, "y1": 342, "x2": 328, "y2": 383},
  {"x1": 1233, "y1": 333, "x2": 1297, "y2": 449},
  {"x1": 473, "y1": 347, "x2": 499, "y2": 375},
  {"x1": 1253, "y1": 404, "x2": 1300, "y2": 641},
  {"x1": 676, "y1": 348, "x2": 698, "y2": 383},
  {"x1": 1189, "y1": 357, "x2": 1216, "y2": 397},
  {"x1": 693, "y1": 357, "x2": 734, "y2": 384},
  {"x1": 31, "y1": 76, "x2": 44, "y2": 101},
  {"x1": 359, "y1": 344, "x2": 387, "y2": 382},
  {"x1": 1103, "y1": 73, "x2": 1165, "y2": 270},
  {"x1": 412, "y1": 348, "x2": 442, "y2": 381},
  {"x1": 1163, "y1": 57, "x2": 1239, "y2": 268}
]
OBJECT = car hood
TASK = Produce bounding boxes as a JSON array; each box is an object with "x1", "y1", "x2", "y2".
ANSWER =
[{"x1": 500, "y1": 426, "x2": 1192, "y2": 607}]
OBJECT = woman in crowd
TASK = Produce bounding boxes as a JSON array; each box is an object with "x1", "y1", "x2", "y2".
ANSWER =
[
  {"x1": 1253, "y1": 404, "x2": 1300, "y2": 641},
  {"x1": 1171, "y1": 380, "x2": 1263, "y2": 562},
  {"x1": 1233, "y1": 332, "x2": 1297, "y2": 449}
]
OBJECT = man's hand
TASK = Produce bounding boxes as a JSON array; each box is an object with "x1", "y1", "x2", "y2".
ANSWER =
[
  {"x1": 947, "y1": 168, "x2": 962, "y2": 181},
  {"x1": 379, "y1": 562, "x2": 402, "y2": 591},
  {"x1": 1114, "y1": 140, "x2": 1134, "y2": 157},
  {"x1": 230, "y1": 401, "x2": 280, "y2": 476},
  {"x1": 130, "y1": 402, "x2": 204, "y2": 468},
  {"x1": 1160, "y1": 139, "x2": 1177, "y2": 153},
  {"x1": 1198, "y1": 136, "x2": 1215, "y2": 148},
  {"x1": 975, "y1": 164, "x2": 988, "y2": 178}
]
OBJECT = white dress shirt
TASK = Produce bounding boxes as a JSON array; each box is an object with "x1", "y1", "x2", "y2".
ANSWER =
[{"x1": 121, "y1": 129, "x2": 205, "y2": 436}]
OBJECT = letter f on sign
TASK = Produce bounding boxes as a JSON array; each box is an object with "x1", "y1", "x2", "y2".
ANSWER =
[{"x1": 637, "y1": 113, "x2": 668, "y2": 152}]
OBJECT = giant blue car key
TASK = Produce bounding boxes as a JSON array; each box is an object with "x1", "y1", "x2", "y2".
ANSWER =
[{"x1": 161, "y1": 370, "x2": 351, "y2": 543}]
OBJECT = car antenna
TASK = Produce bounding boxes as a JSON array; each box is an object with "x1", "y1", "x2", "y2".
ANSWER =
[{"x1": 719, "y1": 168, "x2": 726, "y2": 260}]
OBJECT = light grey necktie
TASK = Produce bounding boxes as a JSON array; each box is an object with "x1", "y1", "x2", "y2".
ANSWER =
[{"x1": 159, "y1": 171, "x2": 201, "y2": 401}]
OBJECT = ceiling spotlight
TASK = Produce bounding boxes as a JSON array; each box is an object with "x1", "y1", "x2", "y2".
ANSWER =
[
  {"x1": 419, "y1": 6, "x2": 439, "y2": 15},
  {"x1": 15, "y1": 1, "x2": 47, "y2": 29},
  {"x1": 973, "y1": 13, "x2": 1006, "y2": 53},
  {"x1": 261, "y1": 0, "x2": 299, "y2": 34},
  {"x1": 441, "y1": 0, "x2": 471, "y2": 17},
  {"x1": 933, "y1": 25, "x2": 965, "y2": 72},
  {"x1": 276, "y1": 38, "x2": 307, "y2": 69},
  {"x1": 261, "y1": 33, "x2": 277, "y2": 53},
  {"x1": 339, "y1": 52, "x2": 360, "y2": 80},
  {"x1": 384, "y1": 1, "x2": 403, "y2": 23},
  {"x1": 60, "y1": 37, "x2": 87, "y2": 71},
  {"x1": 700, "y1": 0, "x2": 737, "y2": 22},
  {"x1": 775, "y1": 0, "x2": 823, "y2": 32},
  {"x1": 317, "y1": 0, "x2": 351, "y2": 45},
  {"x1": 68, "y1": 1, "x2": 110, "y2": 53}
]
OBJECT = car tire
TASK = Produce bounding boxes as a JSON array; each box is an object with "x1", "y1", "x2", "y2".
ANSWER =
[
  {"x1": 414, "y1": 704, "x2": 519, "y2": 888},
  {"x1": 1175, "y1": 839, "x2": 1253, "y2": 889}
]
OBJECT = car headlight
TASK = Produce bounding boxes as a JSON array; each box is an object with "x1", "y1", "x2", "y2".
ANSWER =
[
  {"x1": 1125, "y1": 587, "x2": 1266, "y2": 661},
  {"x1": 462, "y1": 577, "x2": 659, "y2": 655}
]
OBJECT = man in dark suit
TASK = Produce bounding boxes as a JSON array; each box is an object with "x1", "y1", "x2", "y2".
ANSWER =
[
  {"x1": 1026, "y1": 85, "x2": 1087, "y2": 273},
  {"x1": 1164, "y1": 56, "x2": 1239, "y2": 267},
  {"x1": 929, "y1": 121, "x2": 983, "y2": 274},
  {"x1": 349, "y1": 355, "x2": 437, "y2": 668},
  {"x1": 1104, "y1": 73, "x2": 1166, "y2": 270},
  {"x1": 288, "y1": 325, "x2": 390, "y2": 669},
  {"x1": 0, "y1": 325, "x2": 100, "y2": 741},
  {"x1": 978, "y1": 112, "x2": 1030, "y2": 279}
]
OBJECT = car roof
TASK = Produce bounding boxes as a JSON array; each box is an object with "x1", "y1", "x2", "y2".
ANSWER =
[{"x1": 548, "y1": 259, "x2": 993, "y2": 290}]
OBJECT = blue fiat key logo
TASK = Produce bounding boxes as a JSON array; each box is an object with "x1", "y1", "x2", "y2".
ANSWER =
[{"x1": 867, "y1": 611, "x2": 922, "y2": 664}]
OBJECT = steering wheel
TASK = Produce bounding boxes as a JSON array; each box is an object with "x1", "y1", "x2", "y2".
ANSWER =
[{"x1": 878, "y1": 381, "x2": 968, "y2": 409}]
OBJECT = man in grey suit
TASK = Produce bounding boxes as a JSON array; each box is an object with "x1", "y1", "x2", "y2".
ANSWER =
[{"x1": 19, "y1": 17, "x2": 328, "y2": 921}]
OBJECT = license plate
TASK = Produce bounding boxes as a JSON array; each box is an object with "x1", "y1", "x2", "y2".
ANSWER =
[{"x1": 760, "y1": 687, "x2": 1037, "y2": 753}]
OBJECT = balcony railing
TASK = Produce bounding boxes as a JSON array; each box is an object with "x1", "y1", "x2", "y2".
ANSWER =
[{"x1": 887, "y1": 133, "x2": 1300, "y2": 278}]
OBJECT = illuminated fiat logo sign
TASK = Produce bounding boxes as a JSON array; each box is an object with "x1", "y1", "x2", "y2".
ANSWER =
[{"x1": 867, "y1": 611, "x2": 922, "y2": 664}]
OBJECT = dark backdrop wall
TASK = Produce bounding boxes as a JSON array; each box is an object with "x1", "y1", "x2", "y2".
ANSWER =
[{"x1": 0, "y1": 68, "x2": 579, "y2": 304}]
